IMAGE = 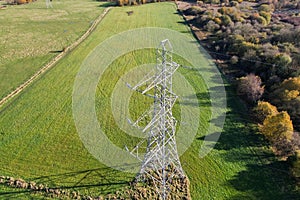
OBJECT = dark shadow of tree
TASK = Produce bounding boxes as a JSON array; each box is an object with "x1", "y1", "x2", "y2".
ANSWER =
[
  {"x1": 97, "y1": 1, "x2": 116, "y2": 8},
  {"x1": 198, "y1": 85, "x2": 300, "y2": 199},
  {"x1": 228, "y1": 161, "x2": 300, "y2": 200}
]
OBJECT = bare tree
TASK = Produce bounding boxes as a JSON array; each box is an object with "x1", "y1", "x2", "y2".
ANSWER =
[{"x1": 237, "y1": 74, "x2": 264, "y2": 103}]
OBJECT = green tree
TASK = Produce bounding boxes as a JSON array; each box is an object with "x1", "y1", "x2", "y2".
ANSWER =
[
  {"x1": 289, "y1": 150, "x2": 300, "y2": 181},
  {"x1": 274, "y1": 53, "x2": 292, "y2": 77},
  {"x1": 259, "y1": 11, "x2": 271, "y2": 24},
  {"x1": 221, "y1": 14, "x2": 232, "y2": 26},
  {"x1": 258, "y1": 4, "x2": 272, "y2": 12}
]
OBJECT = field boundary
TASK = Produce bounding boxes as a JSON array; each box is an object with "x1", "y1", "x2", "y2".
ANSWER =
[
  {"x1": 0, "y1": 7, "x2": 112, "y2": 108},
  {"x1": 0, "y1": 175, "x2": 108, "y2": 199}
]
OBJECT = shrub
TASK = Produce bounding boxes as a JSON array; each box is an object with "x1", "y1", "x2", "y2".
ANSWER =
[
  {"x1": 289, "y1": 150, "x2": 300, "y2": 180},
  {"x1": 229, "y1": 11, "x2": 241, "y2": 22},
  {"x1": 214, "y1": 17, "x2": 222, "y2": 25},
  {"x1": 237, "y1": 74, "x2": 264, "y2": 103},
  {"x1": 272, "y1": 132, "x2": 300, "y2": 157},
  {"x1": 270, "y1": 54, "x2": 292, "y2": 78},
  {"x1": 197, "y1": 1, "x2": 204, "y2": 6},
  {"x1": 259, "y1": 111, "x2": 293, "y2": 142},
  {"x1": 270, "y1": 77, "x2": 300, "y2": 130},
  {"x1": 230, "y1": 55, "x2": 239, "y2": 65},
  {"x1": 230, "y1": 1, "x2": 239, "y2": 7},
  {"x1": 279, "y1": 77, "x2": 300, "y2": 91},
  {"x1": 277, "y1": 53, "x2": 292, "y2": 66},
  {"x1": 183, "y1": 6, "x2": 203, "y2": 16},
  {"x1": 259, "y1": 43, "x2": 279, "y2": 60},
  {"x1": 117, "y1": 0, "x2": 124, "y2": 6},
  {"x1": 258, "y1": 4, "x2": 272, "y2": 12},
  {"x1": 259, "y1": 11, "x2": 271, "y2": 24},
  {"x1": 221, "y1": 14, "x2": 232, "y2": 26},
  {"x1": 205, "y1": 20, "x2": 220, "y2": 32},
  {"x1": 253, "y1": 101, "x2": 278, "y2": 123},
  {"x1": 218, "y1": 7, "x2": 227, "y2": 15},
  {"x1": 16, "y1": 0, "x2": 27, "y2": 4},
  {"x1": 211, "y1": 0, "x2": 220, "y2": 4},
  {"x1": 256, "y1": 16, "x2": 268, "y2": 26}
]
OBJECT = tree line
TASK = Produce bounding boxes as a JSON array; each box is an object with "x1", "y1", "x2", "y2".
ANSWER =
[{"x1": 181, "y1": 0, "x2": 300, "y2": 185}]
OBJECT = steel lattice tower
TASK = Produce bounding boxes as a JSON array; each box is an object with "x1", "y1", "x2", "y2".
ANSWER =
[
  {"x1": 46, "y1": 0, "x2": 52, "y2": 8},
  {"x1": 128, "y1": 39, "x2": 186, "y2": 199}
]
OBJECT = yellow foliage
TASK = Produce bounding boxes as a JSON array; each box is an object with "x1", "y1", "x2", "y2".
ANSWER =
[
  {"x1": 281, "y1": 76, "x2": 300, "y2": 91},
  {"x1": 218, "y1": 7, "x2": 227, "y2": 15},
  {"x1": 242, "y1": 41, "x2": 259, "y2": 49},
  {"x1": 259, "y1": 111, "x2": 294, "y2": 142},
  {"x1": 117, "y1": 0, "x2": 129, "y2": 6},
  {"x1": 254, "y1": 101, "x2": 278, "y2": 123},
  {"x1": 259, "y1": 11, "x2": 271, "y2": 24},
  {"x1": 284, "y1": 90, "x2": 300, "y2": 100},
  {"x1": 274, "y1": 76, "x2": 300, "y2": 101},
  {"x1": 16, "y1": 0, "x2": 27, "y2": 4},
  {"x1": 214, "y1": 17, "x2": 222, "y2": 25}
]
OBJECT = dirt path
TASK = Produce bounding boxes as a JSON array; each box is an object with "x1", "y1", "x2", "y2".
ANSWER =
[{"x1": 0, "y1": 7, "x2": 112, "y2": 108}]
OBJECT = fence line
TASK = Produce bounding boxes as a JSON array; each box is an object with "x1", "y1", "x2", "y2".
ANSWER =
[{"x1": 0, "y1": 7, "x2": 112, "y2": 107}]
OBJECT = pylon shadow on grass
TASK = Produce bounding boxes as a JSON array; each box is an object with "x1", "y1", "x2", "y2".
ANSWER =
[
  {"x1": 0, "y1": 189, "x2": 32, "y2": 196},
  {"x1": 31, "y1": 164, "x2": 137, "y2": 193},
  {"x1": 180, "y1": 92, "x2": 211, "y2": 108},
  {"x1": 0, "y1": 164, "x2": 138, "y2": 198}
]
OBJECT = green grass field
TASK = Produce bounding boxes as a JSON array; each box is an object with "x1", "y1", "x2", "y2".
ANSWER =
[
  {"x1": 0, "y1": 0, "x2": 108, "y2": 99},
  {"x1": 0, "y1": 2, "x2": 298, "y2": 199}
]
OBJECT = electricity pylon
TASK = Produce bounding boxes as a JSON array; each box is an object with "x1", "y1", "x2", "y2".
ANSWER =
[
  {"x1": 46, "y1": 0, "x2": 52, "y2": 8},
  {"x1": 127, "y1": 39, "x2": 187, "y2": 199}
]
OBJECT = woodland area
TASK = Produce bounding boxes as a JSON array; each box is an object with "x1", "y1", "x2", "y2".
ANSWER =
[{"x1": 177, "y1": 0, "x2": 300, "y2": 186}]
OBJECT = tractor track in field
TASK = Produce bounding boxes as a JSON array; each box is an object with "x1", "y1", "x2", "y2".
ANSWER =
[{"x1": 0, "y1": 7, "x2": 112, "y2": 108}]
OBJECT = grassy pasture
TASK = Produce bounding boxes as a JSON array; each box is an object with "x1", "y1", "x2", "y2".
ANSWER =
[
  {"x1": 0, "y1": 2, "x2": 298, "y2": 199},
  {"x1": 0, "y1": 0, "x2": 107, "y2": 99},
  {"x1": 0, "y1": 184, "x2": 49, "y2": 199}
]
